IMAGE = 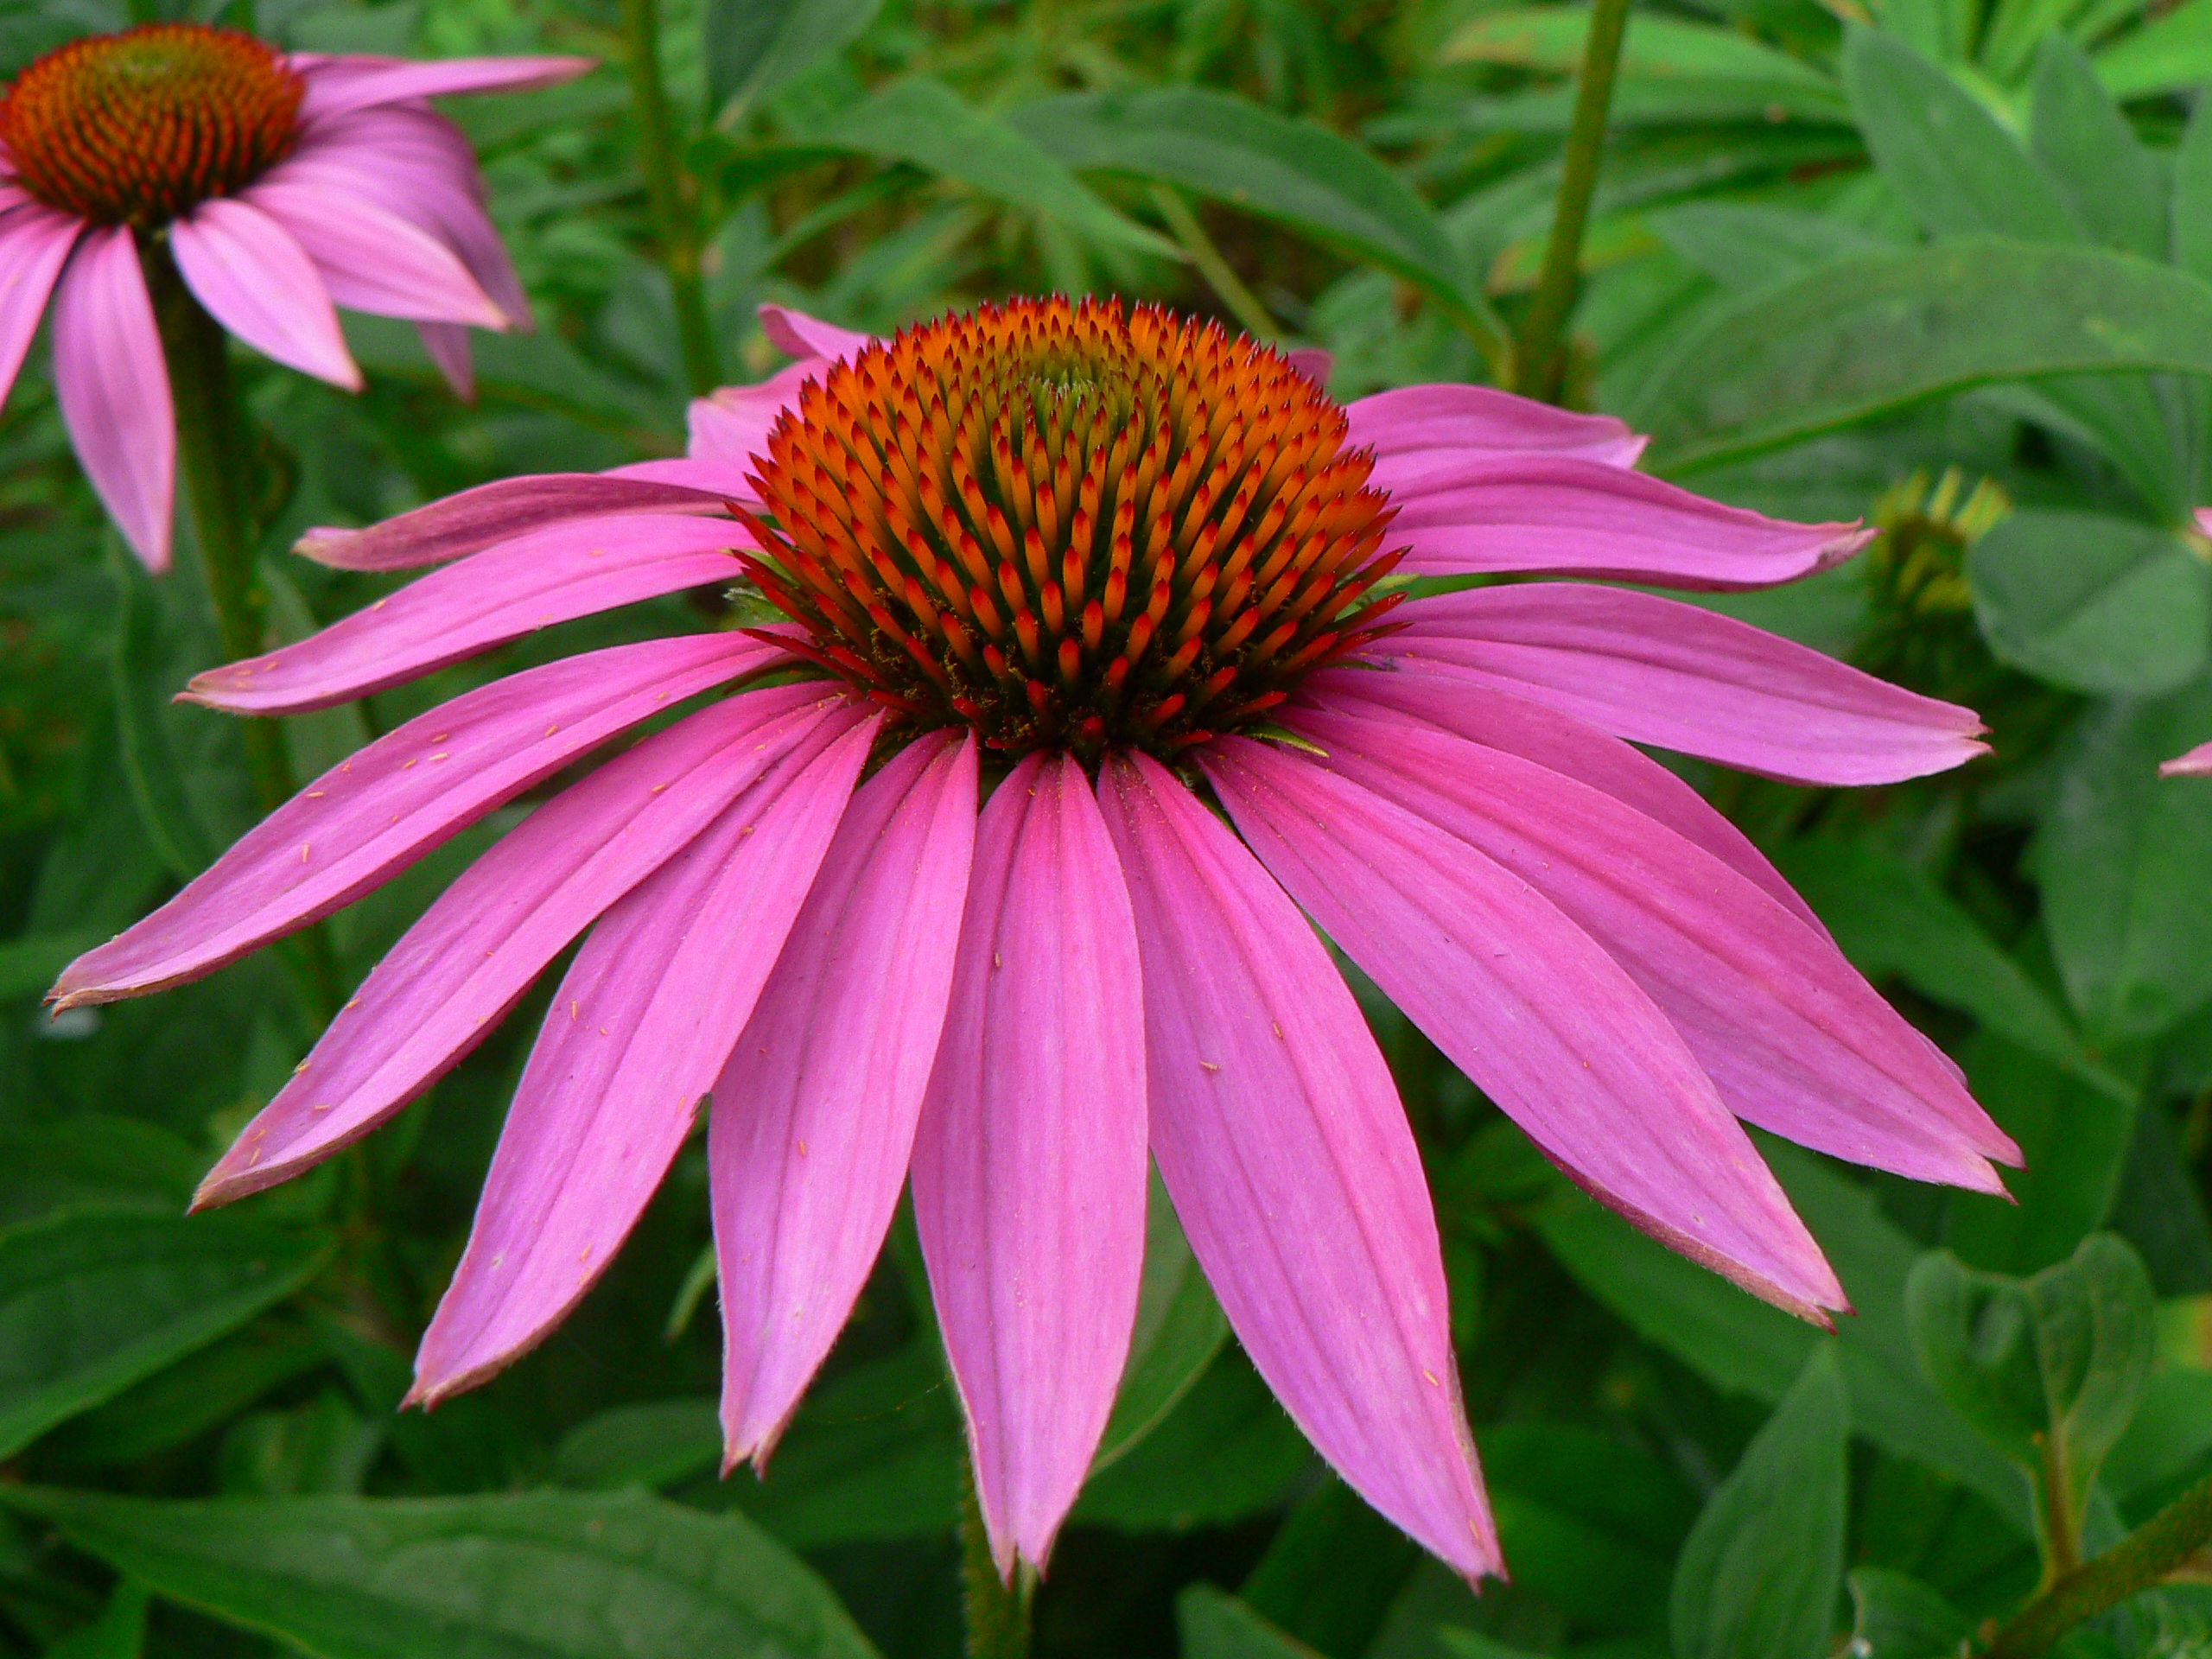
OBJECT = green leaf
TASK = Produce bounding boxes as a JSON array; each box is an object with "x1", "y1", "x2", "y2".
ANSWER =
[
  {"x1": 1669, "y1": 1347, "x2": 1848, "y2": 1659},
  {"x1": 340, "y1": 316, "x2": 678, "y2": 446},
  {"x1": 1004, "y1": 88, "x2": 1501, "y2": 351},
  {"x1": 1843, "y1": 29, "x2": 2080, "y2": 243},
  {"x1": 1648, "y1": 202, "x2": 1889, "y2": 296},
  {"x1": 1846, "y1": 1567, "x2": 1972, "y2": 1659},
  {"x1": 2093, "y1": 0, "x2": 2212, "y2": 101},
  {"x1": 1967, "y1": 509, "x2": 2210, "y2": 695},
  {"x1": 44, "y1": 1580, "x2": 149, "y2": 1659},
  {"x1": 0, "y1": 1211, "x2": 327, "y2": 1460},
  {"x1": 2175, "y1": 96, "x2": 2212, "y2": 283},
  {"x1": 705, "y1": 0, "x2": 883, "y2": 126},
  {"x1": 1073, "y1": 1349, "x2": 1313, "y2": 1532},
  {"x1": 553, "y1": 1400, "x2": 721, "y2": 1492},
  {"x1": 2035, "y1": 683, "x2": 2212, "y2": 1042},
  {"x1": 1176, "y1": 1586, "x2": 1325, "y2": 1658},
  {"x1": 1093, "y1": 1172, "x2": 1229, "y2": 1472},
  {"x1": 0, "y1": 1116, "x2": 201, "y2": 1230},
  {"x1": 1237, "y1": 1479, "x2": 1419, "y2": 1657},
  {"x1": 1482, "y1": 1424, "x2": 1695, "y2": 1635},
  {"x1": 1, "y1": 1487, "x2": 881, "y2": 1659},
  {"x1": 1907, "y1": 1235, "x2": 2156, "y2": 1553},
  {"x1": 1442, "y1": 7, "x2": 1846, "y2": 109},
  {"x1": 2031, "y1": 35, "x2": 2166, "y2": 257},
  {"x1": 1637, "y1": 239, "x2": 2212, "y2": 471},
  {"x1": 815, "y1": 78, "x2": 1177, "y2": 259},
  {"x1": 39, "y1": 1324, "x2": 327, "y2": 1471},
  {"x1": 0, "y1": 931, "x2": 104, "y2": 1005},
  {"x1": 2103, "y1": 1367, "x2": 2212, "y2": 1504}
]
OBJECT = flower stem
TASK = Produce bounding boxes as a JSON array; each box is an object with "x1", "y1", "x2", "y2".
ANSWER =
[
  {"x1": 1986, "y1": 1470, "x2": 2212, "y2": 1659},
  {"x1": 1511, "y1": 0, "x2": 1632, "y2": 404},
  {"x1": 1148, "y1": 184, "x2": 1281, "y2": 343},
  {"x1": 959, "y1": 1458, "x2": 1034, "y2": 1659},
  {"x1": 146, "y1": 243, "x2": 343, "y2": 1024},
  {"x1": 619, "y1": 0, "x2": 718, "y2": 396}
]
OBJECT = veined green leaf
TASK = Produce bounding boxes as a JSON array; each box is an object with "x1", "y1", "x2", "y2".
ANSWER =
[
  {"x1": 1443, "y1": 7, "x2": 1843, "y2": 99},
  {"x1": 2094, "y1": 0, "x2": 2212, "y2": 101},
  {"x1": 2031, "y1": 35, "x2": 2166, "y2": 257},
  {"x1": 1177, "y1": 1586, "x2": 1325, "y2": 1658},
  {"x1": 707, "y1": 0, "x2": 883, "y2": 126},
  {"x1": 1092, "y1": 1170, "x2": 1229, "y2": 1472}
]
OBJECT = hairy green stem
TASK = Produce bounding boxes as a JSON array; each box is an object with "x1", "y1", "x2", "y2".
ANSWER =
[
  {"x1": 1511, "y1": 0, "x2": 1632, "y2": 403},
  {"x1": 1148, "y1": 184, "x2": 1281, "y2": 343},
  {"x1": 619, "y1": 0, "x2": 717, "y2": 395},
  {"x1": 959, "y1": 1462, "x2": 1034, "y2": 1659},
  {"x1": 146, "y1": 244, "x2": 342, "y2": 1023},
  {"x1": 1986, "y1": 1471, "x2": 2212, "y2": 1658}
]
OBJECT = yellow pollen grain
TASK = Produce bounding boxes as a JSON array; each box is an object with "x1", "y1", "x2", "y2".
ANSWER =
[
  {"x1": 1199, "y1": 1060, "x2": 1221, "y2": 1073},
  {"x1": 306, "y1": 790, "x2": 325, "y2": 798}
]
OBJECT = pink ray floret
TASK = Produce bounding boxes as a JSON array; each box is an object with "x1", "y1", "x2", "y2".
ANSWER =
[{"x1": 58, "y1": 297, "x2": 2018, "y2": 1588}]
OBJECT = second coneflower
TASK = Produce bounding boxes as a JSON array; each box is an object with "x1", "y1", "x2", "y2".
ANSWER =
[{"x1": 56, "y1": 296, "x2": 2018, "y2": 1582}]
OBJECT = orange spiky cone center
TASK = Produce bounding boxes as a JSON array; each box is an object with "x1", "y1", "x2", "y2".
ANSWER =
[
  {"x1": 1, "y1": 24, "x2": 304, "y2": 226},
  {"x1": 740, "y1": 297, "x2": 1404, "y2": 764}
]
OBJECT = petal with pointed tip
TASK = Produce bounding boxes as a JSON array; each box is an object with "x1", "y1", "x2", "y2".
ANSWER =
[
  {"x1": 0, "y1": 203, "x2": 79, "y2": 410},
  {"x1": 1347, "y1": 384, "x2": 1646, "y2": 483},
  {"x1": 416, "y1": 321, "x2": 474, "y2": 398},
  {"x1": 170, "y1": 197, "x2": 360, "y2": 389},
  {"x1": 293, "y1": 476, "x2": 729, "y2": 571},
  {"x1": 50, "y1": 227, "x2": 173, "y2": 571},
  {"x1": 296, "y1": 54, "x2": 594, "y2": 123},
  {"x1": 245, "y1": 179, "x2": 507, "y2": 328},
  {"x1": 2164, "y1": 741, "x2": 2212, "y2": 777},
  {"x1": 758, "y1": 303, "x2": 871, "y2": 362}
]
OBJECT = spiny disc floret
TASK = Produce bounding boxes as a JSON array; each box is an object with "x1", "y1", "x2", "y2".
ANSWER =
[
  {"x1": 1, "y1": 24, "x2": 304, "y2": 226},
  {"x1": 740, "y1": 297, "x2": 1403, "y2": 763}
]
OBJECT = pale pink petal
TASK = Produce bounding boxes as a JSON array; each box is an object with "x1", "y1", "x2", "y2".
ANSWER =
[
  {"x1": 245, "y1": 179, "x2": 506, "y2": 328},
  {"x1": 1346, "y1": 384, "x2": 1647, "y2": 484},
  {"x1": 294, "y1": 477, "x2": 730, "y2": 571},
  {"x1": 417, "y1": 321, "x2": 474, "y2": 398},
  {"x1": 1384, "y1": 585, "x2": 1988, "y2": 785},
  {"x1": 0, "y1": 201, "x2": 79, "y2": 409},
  {"x1": 193, "y1": 683, "x2": 859, "y2": 1209},
  {"x1": 1289, "y1": 708, "x2": 2019, "y2": 1187},
  {"x1": 296, "y1": 54, "x2": 594, "y2": 123},
  {"x1": 190, "y1": 513, "x2": 750, "y2": 713},
  {"x1": 169, "y1": 197, "x2": 360, "y2": 390},
  {"x1": 1382, "y1": 457, "x2": 1869, "y2": 590},
  {"x1": 911, "y1": 752, "x2": 1149, "y2": 1577},
  {"x1": 2164, "y1": 740, "x2": 2212, "y2": 777},
  {"x1": 1306, "y1": 664, "x2": 1829, "y2": 939},
  {"x1": 2193, "y1": 507, "x2": 2212, "y2": 540},
  {"x1": 758, "y1": 303, "x2": 872, "y2": 363},
  {"x1": 410, "y1": 704, "x2": 878, "y2": 1402},
  {"x1": 713, "y1": 732, "x2": 978, "y2": 1464},
  {"x1": 606, "y1": 457, "x2": 754, "y2": 492},
  {"x1": 50, "y1": 226, "x2": 173, "y2": 573},
  {"x1": 51, "y1": 635, "x2": 780, "y2": 1010},
  {"x1": 0, "y1": 182, "x2": 37, "y2": 215},
  {"x1": 1097, "y1": 752, "x2": 1498, "y2": 1580},
  {"x1": 688, "y1": 360, "x2": 817, "y2": 471},
  {"x1": 1286, "y1": 346, "x2": 1332, "y2": 385},
  {"x1": 1204, "y1": 736, "x2": 1844, "y2": 1323}
]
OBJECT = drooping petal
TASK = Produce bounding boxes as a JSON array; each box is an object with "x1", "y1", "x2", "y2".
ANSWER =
[
  {"x1": 416, "y1": 321, "x2": 474, "y2": 398},
  {"x1": 1205, "y1": 736, "x2": 1844, "y2": 1323},
  {"x1": 1306, "y1": 664, "x2": 1829, "y2": 938},
  {"x1": 51, "y1": 635, "x2": 781, "y2": 1009},
  {"x1": 190, "y1": 513, "x2": 749, "y2": 714},
  {"x1": 293, "y1": 477, "x2": 730, "y2": 571},
  {"x1": 49, "y1": 226, "x2": 173, "y2": 572},
  {"x1": 245, "y1": 179, "x2": 507, "y2": 327},
  {"x1": 296, "y1": 54, "x2": 594, "y2": 124},
  {"x1": 758, "y1": 303, "x2": 872, "y2": 363},
  {"x1": 687, "y1": 359, "x2": 817, "y2": 472},
  {"x1": 1346, "y1": 383, "x2": 1646, "y2": 484},
  {"x1": 0, "y1": 202, "x2": 79, "y2": 410},
  {"x1": 192, "y1": 684, "x2": 855, "y2": 1209},
  {"x1": 1381, "y1": 456, "x2": 1869, "y2": 590},
  {"x1": 1286, "y1": 346, "x2": 1332, "y2": 385},
  {"x1": 2164, "y1": 741, "x2": 2212, "y2": 777},
  {"x1": 910, "y1": 752, "x2": 1149, "y2": 1576},
  {"x1": 410, "y1": 704, "x2": 878, "y2": 1403},
  {"x1": 1097, "y1": 753, "x2": 1499, "y2": 1580},
  {"x1": 1384, "y1": 585, "x2": 1988, "y2": 785},
  {"x1": 1289, "y1": 708, "x2": 2019, "y2": 1187},
  {"x1": 713, "y1": 733, "x2": 978, "y2": 1465},
  {"x1": 169, "y1": 197, "x2": 360, "y2": 390}
]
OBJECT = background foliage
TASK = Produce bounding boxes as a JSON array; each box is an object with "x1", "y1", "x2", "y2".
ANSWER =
[{"x1": 11, "y1": 0, "x2": 2212, "y2": 1649}]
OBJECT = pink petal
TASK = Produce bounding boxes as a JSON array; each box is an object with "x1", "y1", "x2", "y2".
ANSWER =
[
  {"x1": 1346, "y1": 384, "x2": 1647, "y2": 485},
  {"x1": 1385, "y1": 585, "x2": 1989, "y2": 785},
  {"x1": 1306, "y1": 664, "x2": 1828, "y2": 939},
  {"x1": 758, "y1": 303, "x2": 872, "y2": 363},
  {"x1": 50, "y1": 227, "x2": 173, "y2": 573},
  {"x1": 189, "y1": 513, "x2": 750, "y2": 714},
  {"x1": 2164, "y1": 740, "x2": 2212, "y2": 777},
  {"x1": 417, "y1": 321, "x2": 474, "y2": 398},
  {"x1": 0, "y1": 201, "x2": 79, "y2": 409},
  {"x1": 296, "y1": 54, "x2": 594, "y2": 124},
  {"x1": 687, "y1": 359, "x2": 817, "y2": 470},
  {"x1": 910, "y1": 752, "x2": 1149, "y2": 1576},
  {"x1": 1204, "y1": 736, "x2": 1844, "y2": 1323},
  {"x1": 169, "y1": 197, "x2": 360, "y2": 391},
  {"x1": 1286, "y1": 346, "x2": 1332, "y2": 385},
  {"x1": 1289, "y1": 707, "x2": 2019, "y2": 1188},
  {"x1": 193, "y1": 683, "x2": 862, "y2": 1209},
  {"x1": 606, "y1": 457, "x2": 755, "y2": 492},
  {"x1": 1382, "y1": 457, "x2": 1870, "y2": 590},
  {"x1": 713, "y1": 732, "x2": 979, "y2": 1465},
  {"x1": 245, "y1": 179, "x2": 506, "y2": 328},
  {"x1": 1096, "y1": 752, "x2": 1498, "y2": 1580},
  {"x1": 294, "y1": 477, "x2": 730, "y2": 571},
  {"x1": 51, "y1": 635, "x2": 780, "y2": 1010},
  {"x1": 410, "y1": 703, "x2": 878, "y2": 1403},
  {"x1": 2195, "y1": 507, "x2": 2212, "y2": 540}
]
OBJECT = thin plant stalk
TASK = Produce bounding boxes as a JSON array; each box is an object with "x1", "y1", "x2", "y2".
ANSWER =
[
  {"x1": 1148, "y1": 183, "x2": 1281, "y2": 343},
  {"x1": 619, "y1": 0, "x2": 718, "y2": 396},
  {"x1": 1511, "y1": 0, "x2": 1633, "y2": 404},
  {"x1": 1987, "y1": 1470, "x2": 2212, "y2": 1657},
  {"x1": 959, "y1": 1460, "x2": 1034, "y2": 1659}
]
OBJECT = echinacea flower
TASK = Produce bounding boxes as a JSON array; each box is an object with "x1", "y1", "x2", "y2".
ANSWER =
[
  {"x1": 54, "y1": 296, "x2": 2020, "y2": 1581},
  {"x1": 0, "y1": 23, "x2": 590, "y2": 570}
]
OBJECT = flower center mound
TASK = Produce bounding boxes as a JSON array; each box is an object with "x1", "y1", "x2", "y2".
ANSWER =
[
  {"x1": 1, "y1": 24, "x2": 303, "y2": 226},
  {"x1": 740, "y1": 296, "x2": 1403, "y2": 764}
]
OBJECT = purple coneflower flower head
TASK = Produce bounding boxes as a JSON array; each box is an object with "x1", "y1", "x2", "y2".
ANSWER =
[
  {"x1": 0, "y1": 23, "x2": 590, "y2": 570},
  {"x1": 54, "y1": 296, "x2": 2021, "y2": 1583}
]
